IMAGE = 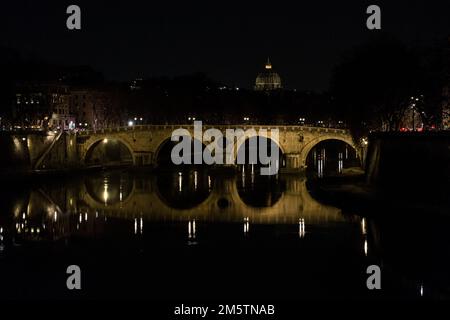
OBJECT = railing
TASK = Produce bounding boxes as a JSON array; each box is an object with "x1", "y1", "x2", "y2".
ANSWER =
[{"x1": 77, "y1": 124, "x2": 350, "y2": 136}]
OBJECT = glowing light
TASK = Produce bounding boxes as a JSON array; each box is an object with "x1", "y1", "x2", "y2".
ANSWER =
[
  {"x1": 317, "y1": 159, "x2": 323, "y2": 178},
  {"x1": 299, "y1": 218, "x2": 306, "y2": 238},
  {"x1": 103, "y1": 138, "x2": 108, "y2": 143},
  {"x1": 361, "y1": 218, "x2": 367, "y2": 235},
  {"x1": 188, "y1": 220, "x2": 197, "y2": 239},
  {"x1": 128, "y1": 121, "x2": 134, "y2": 127},
  {"x1": 103, "y1": 180, "x2": 109, "y2": 205},
  {"x1": 364, "y1": 240, "x2": 368, "y2": 256},
  {"x1": 54, "y1": 211, "x2": 58, "y2": 222},
  {"x1": 244, "y1": 217, "x2": 250, "y2": 234},
  {"x1": 194, "y1": 171, "x2": 198, "y2": 191},
  {"x1": 178, "y1": 173, "x2": 183, "y2": 192}
]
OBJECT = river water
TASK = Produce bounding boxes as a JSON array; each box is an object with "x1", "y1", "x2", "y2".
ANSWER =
[{"x1": 1, "y1": 166, "x2": 449, "y2": 301}]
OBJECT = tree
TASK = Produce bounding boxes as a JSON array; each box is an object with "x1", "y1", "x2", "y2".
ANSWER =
[{"x1": 330, "y1": 33, "x2": 423, "y2": 140}]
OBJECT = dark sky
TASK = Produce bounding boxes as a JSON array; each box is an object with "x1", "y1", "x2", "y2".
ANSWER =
[{"x1": 1, "y1": 0, "x2": 450, "y2": 91}]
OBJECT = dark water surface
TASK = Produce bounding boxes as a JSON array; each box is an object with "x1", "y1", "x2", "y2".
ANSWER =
[{"x1": 0, "y1": 168, "x2": 449, "y2": 300}]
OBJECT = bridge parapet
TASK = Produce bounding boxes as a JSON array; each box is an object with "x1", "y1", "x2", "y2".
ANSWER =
[{"x1": 77, "y1": 124, "x2": 350, "y2": 136}]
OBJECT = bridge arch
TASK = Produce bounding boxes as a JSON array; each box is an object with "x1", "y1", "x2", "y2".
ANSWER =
[
  {"x1": 83, "y1": 136, "x2": 135, "y2": 166},
  {"x1": 300, "y1": 135, "x2": 358, "y2": 167},
  {"x1": 155, "y1": 135, "x2": 210, "y2": 167},
  {"x1": 233, "y1": 133, "x2": 286, "y2": 168}
]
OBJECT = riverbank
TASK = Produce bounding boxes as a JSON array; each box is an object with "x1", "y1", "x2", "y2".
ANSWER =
[{"x1": 309, "y1": 174, "x2": 450, "y2": 218}]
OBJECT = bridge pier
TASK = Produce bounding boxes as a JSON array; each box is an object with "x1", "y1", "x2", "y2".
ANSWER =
[
  {"x1": 282, "y1": 153, "x2": 305, "y2": 173},
  {"x1": 133, "y1": 152, "x2": 154, "y2": 166}
]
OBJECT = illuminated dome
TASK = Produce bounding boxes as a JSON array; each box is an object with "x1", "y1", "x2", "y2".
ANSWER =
[{"x1": 255, "y1": 58, "x2": 282, "y2": 91}]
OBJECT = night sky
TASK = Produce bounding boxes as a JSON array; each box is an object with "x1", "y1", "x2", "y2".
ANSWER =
[{"x1": 1, "y1": 0, "x2": 450, "y2": 91}]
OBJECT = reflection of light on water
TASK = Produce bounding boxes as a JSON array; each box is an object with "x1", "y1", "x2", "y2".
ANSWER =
[
  {"x1": 85, "y1": 213, "x2": 88, "y2": 222},
  {"x1": 188, "y1": 220, "x2": 197, "y2": 239},
  {"x1": 13, "y1": 137, "x2": 22, "y2": 153},
  {"x1": 0, "y1": 226, "x2": 4, "y2": 249},
  {"x1": 134, "y1": 218, "x2": 138, "y2": 235},
  {"x1": 361, "y1": 218, "x2": 367, "y2": 235},
  {"x1": 178, "y1": 172, "x2": 183, "y2": 192},
  {"x1": 317, "y1": 148, "x2": 326, "y2": 178},
  {"x1": 208, "y1": 176, "x2": 212, "y2": 190},
  {"x1": 103, "y1": 178, "x2": 109, "y2": 205},
  {"x1": 194, "y1": 171, "x2": 198, "y2": 191},
  {"x1": 420, "y1": 284, "x2": 424, "y2": 297},
  {"x1": 244, "y1": 217, "x2": 250, "y2": 235},
  {"x1": 140, "y1": 217, "x2": 143, "y2": 234},
  {"x1": 338, "y1": 152, "x2": 343, "y2": 174},
  {"x1": 54, "y1": 211, "x2": 58, "y2": 222},
  {"x1": 364, "y1": 240, "x2": 368, "y2": 256},
  {"x1": 317, "y1": 159, "x2": 323, "y2": 178},
  {"x1": 79, "y1": 214, "x2": 82, "y2": 223},
  {"x1": 119, "y1": 184, "x2": 123, "y2": 202},
  {"x1": 313, "y1": 150, "x2": 317, "y2": 169},
  {"x1": 299, "y1": 218, "x2": 306, "y2": 238}
]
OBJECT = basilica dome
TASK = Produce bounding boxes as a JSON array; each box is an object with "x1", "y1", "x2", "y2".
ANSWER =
[{"x1": 255, "y1": 58, "x2": 282, "y2": 91}]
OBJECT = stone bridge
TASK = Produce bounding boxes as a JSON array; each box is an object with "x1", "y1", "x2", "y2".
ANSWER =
[
  {"x1": 77, "y1": 124, "x2": 357, "y2": 170},
  {"x1": 37, "y1": 124, "x2": 358, "y2": 171}
]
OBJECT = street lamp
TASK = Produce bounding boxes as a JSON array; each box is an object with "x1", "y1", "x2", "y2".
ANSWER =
[{"x1": 128, "y1": 120, "x2": 134, "y2": 127}]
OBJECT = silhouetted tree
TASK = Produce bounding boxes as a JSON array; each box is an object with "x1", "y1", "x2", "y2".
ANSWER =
[{"x1": 330, "y1": 33, "x2": 423, "y2": 140}]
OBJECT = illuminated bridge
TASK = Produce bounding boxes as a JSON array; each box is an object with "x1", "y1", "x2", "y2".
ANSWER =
[{"x1": 32, "y1": 124, "x2": 358, "y2": 171}]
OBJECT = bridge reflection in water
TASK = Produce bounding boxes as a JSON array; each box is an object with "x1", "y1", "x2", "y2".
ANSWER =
[
  {"x1": 9, "y1": 170, "x2": 346, "y2": 240},
  {"x1": 5, "y1": 170, "x2": 449, "y2": 299}
]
